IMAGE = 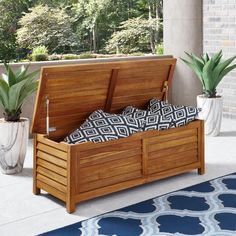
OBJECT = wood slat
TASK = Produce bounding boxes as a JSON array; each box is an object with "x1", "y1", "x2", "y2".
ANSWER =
[
  {"x1": 140, "y1": 121, "x2": 200, "y2": 139},
  {"x1": 149, "y1": 136, "x2": 198, "y2": 152},
  {"x1": 79, "y1": 155, "x2": 141, "y2": 178},
  {"x1": 79, "y1": 170, "x2": 142, "y2": 193},
  {"x1": 37, "y1": 166, "x2": 67, "y2": 185},
  {"x1": 112, "y1": 93, "x2": 163, "y2": 104},
  {"x1": 148, "y1": 150, "x2": 198, "y2": 174},
  {"x1": 111, "y1": 99, "x2": 152, "y2": 111},
  {"x1": 46, "y1": 70, "x2": 111, "y2": 82},
  {"x1": 80, "y1": 163, "x2": 141, "y2": 184},
  {"x1": 77, "y1": 137, "x2": 141, "y2": 152},
  {"x1": 114, "y1": 86, "x2": 163, "y2": 97},
  {"x1": 37, "y1": 173, "x2": 67, "y2": 192},
  {"x1": 37, "y1": 180, "x2": 66, "y2": 201},
  {"x1": 45, "y1": 88, "x2": 107, "y2": 99},
  {"x1": 37, "y1": 143, "x2": 67, "y2": 160},
  {"x1": 115, "y1": 77, "x2": 164, "y2": 86},
  {"x1": 46, "y1": 76, "x2": 110, "y2": 90},
  {"x1": 37, "y1": 135, "x2": 68, "y2": 152},
  {"x1": 147, "y1": 162, "x2": 201, "y2": 183},
  {"x1": 37, "y1": 158, "x2": 67, "y2": 177},
  {"x1": 80, "y1": 148, "x2": 141, "y2": 167},
  {"x1": 37, "y1": 150, "x2": 67, "y2": 168},
  {"x1": 149, "y1": 142, "x2": 198, "y2": 160},
  {"x1": 75, "y1": 177, "x2": 145, "y2": 203},
  {"x1": 148, "y1": 129, "x2": 197, "y2": 144},
  {"x1": 117, "y1": 66, "x2": 170, "y2": 80}
]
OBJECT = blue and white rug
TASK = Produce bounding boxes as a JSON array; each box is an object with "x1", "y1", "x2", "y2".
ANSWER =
[{"x1": 41, "y1": 173, "x2": 236, "y2": 236}]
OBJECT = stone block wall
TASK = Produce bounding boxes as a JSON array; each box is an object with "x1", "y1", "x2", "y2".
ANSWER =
[{"x1": 203, "y1": 0, "x2": 236, "y2": 119}]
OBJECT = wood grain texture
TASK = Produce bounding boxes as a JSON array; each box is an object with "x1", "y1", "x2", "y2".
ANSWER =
[
  {"x1": 31, "y1": 57, "x2": 177, "y2": 139},
  {"x1": 31, "y1": 57, "x2": 205, "y2": 214}
]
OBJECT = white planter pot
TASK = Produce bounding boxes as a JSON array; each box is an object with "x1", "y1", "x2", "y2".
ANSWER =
[
  {"x1": 0, "y1": 118, "x2": 29, "y2": 174},
  {"x1": 197, "y1": 95, "x2": 223, "y2": 137}
]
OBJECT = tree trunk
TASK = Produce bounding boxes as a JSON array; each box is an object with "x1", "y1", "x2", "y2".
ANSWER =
[
  {"x1": 92, "y1": 24, "x2": 97, "y2": 53},
  {"x1": 156, "y1": 0, "x2": 163, "y2": 44},
  {"x1": 148, "y1": 1, "x2": 155, "y2": 54}
]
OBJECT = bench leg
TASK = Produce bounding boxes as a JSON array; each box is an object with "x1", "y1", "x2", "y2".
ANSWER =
[
  {"x1": 198, "y1": 167, "x2": 205, "y2": 175},
  {"x1": 33, "y1": 184, "x2": 41, "y2": 195},
  {"x1": 66, "y1": 200, "x2": 76, "y2": 214}
]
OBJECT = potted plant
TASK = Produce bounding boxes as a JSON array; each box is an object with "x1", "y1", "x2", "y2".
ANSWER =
[
  {"x1": 181, "y1": 50, "x2": 236, "y2": 136},
  {"x1": 0, "y1": 64, "x2": 38, "y2": 174}
]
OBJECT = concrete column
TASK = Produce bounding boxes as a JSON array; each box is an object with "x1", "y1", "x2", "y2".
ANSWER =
[{"x1": 164, "y1": 0, "x2": 203, "y2": 106}]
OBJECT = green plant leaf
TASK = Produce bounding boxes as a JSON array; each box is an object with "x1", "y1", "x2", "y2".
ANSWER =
[
  {"x1": 0, "y1": 96, "x2": 4, "y2": 109},
  {"x1": 0, "y1": 79, "x2": 9, "y2": 108},
  {"x1": 4, "y1": 63, "x2": 17, "y2": 87},
  {"x1": 211, "y1": 50, "x2": 222, "y2": 69},
  {"x1": 8, "y1": 78, "x2": 30, "y2": 112},
  {"x1": 189, "y1": 52, "x2": 204, "y2": 67},
  {"x1": 2, "y1": 73, "x2": 9, "y2": 84},
  {"x1": 182, "y1": 50, "x2": 236, "y2": 97},
  {"x1": 0, "y1": 63, "x2": 38, "y2": 121},
  {"x1": 18, "y1": 80, "x2": 39, "y2": 108},
  {"x1": 212, "y1": 55, "x2": 236, "y2": 85},
  {"x1": 202, "y1": 59, "x2": 215, "y2": 92},
  {"x1": 15, "y1": 65, "x2": 29, "y2": 81},
  {"x1": 217, "y1": 55, "x2": 236, "y2": 74},
  {"x1": 215, "y1": 64, "x2": 236, "y2": 88},
  {"x1": 180, "y1": 57, "x2": 204, "y2": 85}
]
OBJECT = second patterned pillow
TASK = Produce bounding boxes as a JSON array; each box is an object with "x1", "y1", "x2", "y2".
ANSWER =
[{"x1": 121, "y1": 106, "x2": 173, "y2": 131}]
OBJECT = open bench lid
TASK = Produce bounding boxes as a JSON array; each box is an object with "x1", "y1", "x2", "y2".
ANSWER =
[{"x1": 31, "y1": 56, "x2": 176, "y2": 140}]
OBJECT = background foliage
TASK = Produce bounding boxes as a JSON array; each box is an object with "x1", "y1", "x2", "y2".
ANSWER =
[{"x1": 0, "y1": 0, "x2": 163, "y2": 62}]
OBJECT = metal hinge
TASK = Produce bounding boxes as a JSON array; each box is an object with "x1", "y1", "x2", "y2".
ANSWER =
[{"x1": 162, "y1": 81, "x2": 169, "y2": 103}]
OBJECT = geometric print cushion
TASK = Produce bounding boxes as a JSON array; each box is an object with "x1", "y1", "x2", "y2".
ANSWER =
[
  {"x1": 148, "y1": 98, "x2": 200, "y2": 128},
  {"x1": 122, "y1": 106, "x2": 173, "y2": 131},
  {"x1": 64, "y1": 110, "x2": 143, "y2": 144}
]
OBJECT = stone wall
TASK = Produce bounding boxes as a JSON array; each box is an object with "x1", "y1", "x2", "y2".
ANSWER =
[{"x1": 203, "y1": 0, "x2": 236, "y2": 119}]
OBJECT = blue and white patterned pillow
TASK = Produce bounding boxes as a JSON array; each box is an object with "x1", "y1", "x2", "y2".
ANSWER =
[
  {"x1": 148, "y1": 98, "x2": 200, "y2": 127},
  {"x1": 122, "y1": 106, "x2": 173, "y2": 131},
  {"x1": 64, "y1": 110, "x2": 143, "y2": 144}
]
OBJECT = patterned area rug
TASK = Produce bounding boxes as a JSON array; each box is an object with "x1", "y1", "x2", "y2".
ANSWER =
[{"x1": 40, "y1": 173, "x2": 236, "y2": 236}]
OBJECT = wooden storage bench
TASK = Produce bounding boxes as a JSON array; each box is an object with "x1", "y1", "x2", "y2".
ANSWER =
[{"x1": 31, "y1": 56, "x2": 205, "y2": 213}]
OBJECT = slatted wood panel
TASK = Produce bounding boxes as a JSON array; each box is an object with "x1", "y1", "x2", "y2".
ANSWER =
[
  {"x1": 35, "y1": 140, "x2": 68, "y2": 199},
  {"x1": 31, "y1": 57, "x2": 176, "y2": 140},
  {"x1": 33, "y1": 120, "x2": 204, "y2": 213},
  {"x1": 146, "y1": 128, "x2": 199, "y2": 175},
  {"x1": 110, "y1": 64, "x2": 170, "y2": 112},
  {"x1": 77, "y1": 140, "x2": 142, "y2": 193}
]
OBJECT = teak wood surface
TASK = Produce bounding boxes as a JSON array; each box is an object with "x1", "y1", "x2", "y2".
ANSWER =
[{"x1": 31, "y1": 57, "x2": 205, "y2": 213}]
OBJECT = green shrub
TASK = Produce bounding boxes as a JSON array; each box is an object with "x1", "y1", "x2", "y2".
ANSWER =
[
  {"x1": 156, "y1": 43, "x2": 163, "y2": 55},
  {"x1": 49, "y1": 54, "x2": 62, "y2": 61},
  {"x1": 19, "y1": 59, "x2": 30, "y2": 63},
  {"x1": 32, "y1": 46, "x2": 48, "y2": 61},
  {"x1": 32, "y1": 54, "x2": 48, "y2": 61},
  {"x1": 79, "y1": 53, "x2": 97, "y2": 59},
  {"x1": 32, "y1": 45, "x2": 48, "y2": 54},
  {"x1": 96, "y1": 54, "x2": 115, "y2": 58},
  {"x1": 129, "y1": 52, "x2": 144, "y2": 56},
  {"x1": 62, "y1": 54, "x2": 79, "y2": 60}
]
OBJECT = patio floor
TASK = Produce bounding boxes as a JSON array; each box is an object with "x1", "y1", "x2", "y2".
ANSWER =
[{"x1": 1, "y1": 118, "x2": 236, "y2": 236}]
